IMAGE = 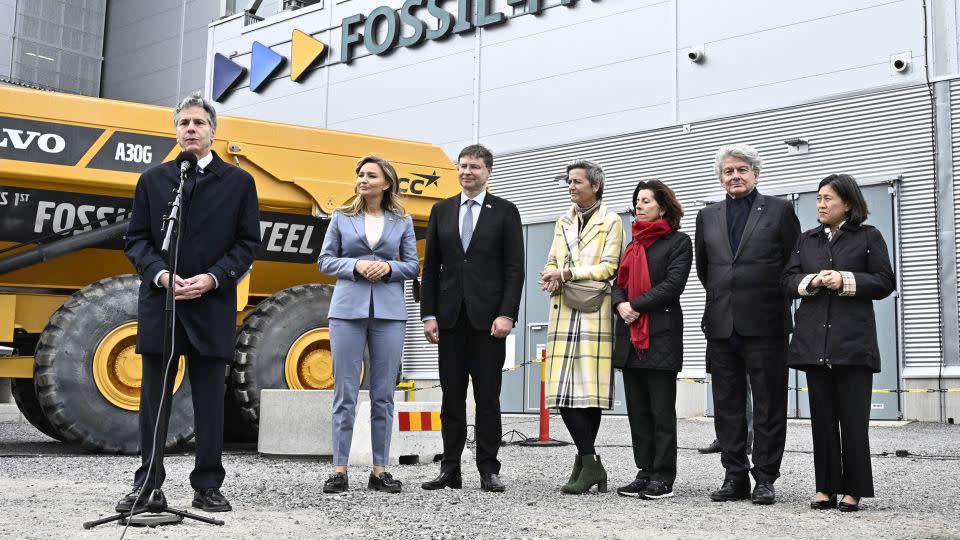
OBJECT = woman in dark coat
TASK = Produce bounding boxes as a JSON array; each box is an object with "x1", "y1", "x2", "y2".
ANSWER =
[
  {"x1": 781, "y1": 174, "x2": 895, "y2": 512},
  {"x1": 612, "y1": 180, "x2": 692, "y2": 500}
]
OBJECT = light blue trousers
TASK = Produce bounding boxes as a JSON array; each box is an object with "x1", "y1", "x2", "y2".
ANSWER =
[{"x1": 329, "y1": 317, "x2": 405, "y2": 467}]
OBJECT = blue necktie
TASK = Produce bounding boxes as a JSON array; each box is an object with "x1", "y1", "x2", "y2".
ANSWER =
[{"x1": 461, "y1": 199, "x2": 475, "y2": 251}]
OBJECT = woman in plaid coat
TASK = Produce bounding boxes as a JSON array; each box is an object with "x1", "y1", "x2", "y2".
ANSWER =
[{"x1": 539, "y1": 159, "x2": 623, "y2": 495}]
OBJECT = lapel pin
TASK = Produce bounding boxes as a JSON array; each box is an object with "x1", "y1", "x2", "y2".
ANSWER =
[{"x1": 485, "y1": 204, "x2": 492, "y2": 209}]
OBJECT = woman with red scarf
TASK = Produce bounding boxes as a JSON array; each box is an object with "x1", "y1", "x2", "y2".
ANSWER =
[{"x1": 612, "y1": 180, "x2": 692, "y2": 501}]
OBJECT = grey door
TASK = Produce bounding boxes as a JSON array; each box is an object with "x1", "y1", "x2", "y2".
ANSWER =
[
  {"x1": 500, "y1": 221, "x2": 555, "y2": 413},
  {"x1": 792, "y1": 183, "x2": 900, "y2": 419}
]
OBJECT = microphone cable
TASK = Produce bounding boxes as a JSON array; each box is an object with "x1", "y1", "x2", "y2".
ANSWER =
[
  {"x1": 119, "y1": 281, "x2": 180, "y2": 540},
  {"x1": 120, "y1": 166, "x2": 190, "y2": 539}
]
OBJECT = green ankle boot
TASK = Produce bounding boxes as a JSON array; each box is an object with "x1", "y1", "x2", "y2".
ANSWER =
[
  {"x1": 561, "y1": 454, "x2": 607, "y2": 494},
  {"x1": 562, "y1": 455, "x2": 583, "y2": 492}
]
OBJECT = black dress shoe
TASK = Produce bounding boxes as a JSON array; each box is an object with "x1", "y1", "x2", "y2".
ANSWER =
[
  {"x1": 698, "y1": 440, "x2": 721, "y2": 454},
  {"x1": 838, "y1": 497, "x2": 860, "y2": 512},
  {"x1": 323, "y1": 472, "x2": 349, "y2": 494},
  {"x1": 710, "y1": 479, "x2": 750, "y2": 502},
  {"x1": 192, "y1": 488, "x2": 232, "y2": 512},
  {"x1": 368, "y1": 472, "x2": 402, "y2": 493},
  {"x1": 810, "y1": 495, "x2": 838, "y2": 510},
  {"x1": 480, "y1": 473, "x2": 505, "y2": 493},
  {"x1": 421, "y1": 470, "x2": 463, "y2": 490},
  {"x1": 751, "y1": 481, "x2": 776, "y2": 505},
  {"x1": 115, "y1": 486, "x2": 147, "y2": 513}
]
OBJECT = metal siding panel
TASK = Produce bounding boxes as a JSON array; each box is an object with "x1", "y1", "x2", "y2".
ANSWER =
[
  {"x1": 401, "y1": 283, "x2": 438, "y2": 379},
  {"x1": 951, "y1": 79, "x2": 960, "y2": 364},
  {"x1": 493, "y1": 85, "x2": 940, "y2": 373}
]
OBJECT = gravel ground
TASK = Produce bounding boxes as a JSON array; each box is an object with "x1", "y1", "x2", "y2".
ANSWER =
[{"x1": 1, "y1": 405, "x2": 959, "y2": 539}]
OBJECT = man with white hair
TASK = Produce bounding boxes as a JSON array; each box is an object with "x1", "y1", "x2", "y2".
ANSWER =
[{"x1": 694, "y1": 143, "x2": 800, "y2": 505}]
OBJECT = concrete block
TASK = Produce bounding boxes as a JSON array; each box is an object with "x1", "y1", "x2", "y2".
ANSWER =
[
  {"x1": 350, "y1": 400, "x2": 459, "y2": 467},
  {"x1": 257, "y1": 389, "x2": 338, "y2": 456},
  {"x1": 902, "y1": 378, "x2": 960, "y2": 421},
  {"x1": 258, "y1": 390, "x2": 465, "y2": 466}
]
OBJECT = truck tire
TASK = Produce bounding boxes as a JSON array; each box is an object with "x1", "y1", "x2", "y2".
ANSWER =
[
  {"x1": 11, "y1": 378, "x2": 65, "y2": 442},
  {"x1": 33, "y1": 275, "x2": 195, "y2": 454},
  {"x1": 233, "y1": 284, "x2": 353, "y2": 432}
]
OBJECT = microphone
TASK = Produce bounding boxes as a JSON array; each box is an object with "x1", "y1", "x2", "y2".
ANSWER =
[{"x1": 176, "y1": 151, "x2": 198, "y2": 173}]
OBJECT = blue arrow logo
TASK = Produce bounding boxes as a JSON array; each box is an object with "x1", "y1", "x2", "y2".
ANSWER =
[
  {"x1": 212, "y1": 53, "x2": 245, "y2": 102},
  {"x1": 250, "y1": 41, "x2": 285, "y2": 93}
]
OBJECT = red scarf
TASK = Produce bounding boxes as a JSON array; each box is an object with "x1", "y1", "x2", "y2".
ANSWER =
[{"x1": 617, "y1": 219, "x2": 673, "y2": 350}]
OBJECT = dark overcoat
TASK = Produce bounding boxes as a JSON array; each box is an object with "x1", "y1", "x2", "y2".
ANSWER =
[
  {"x1": 125, "y1": 151, "x2": 261, "y2": 358},
  {"x1": 781, "y1": 223, "x2": 895, "y2": 372},
  {"x1": 612, "y1": 230, "x2": 693, "y2": 372}
]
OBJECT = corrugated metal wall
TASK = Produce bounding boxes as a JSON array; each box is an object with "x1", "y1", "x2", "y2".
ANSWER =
[
  {"x1": 401, "y1": 282, "x2": 436, "y2": 379},
  {"x1": 493, "y1": 84, "x2": 940, "y2": 373},
  {"x1": 951, "y1": 79, "x2": 960, "y2": 363}
]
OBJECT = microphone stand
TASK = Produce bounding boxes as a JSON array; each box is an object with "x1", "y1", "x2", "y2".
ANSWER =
[{"x1": 84, "y1": 164, "x2": 223, "y2": 530}]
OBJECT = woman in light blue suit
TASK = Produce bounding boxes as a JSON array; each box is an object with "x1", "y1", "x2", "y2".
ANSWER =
[{"x1": 318, "y1": 155, "x2": 419, "y2": 494}]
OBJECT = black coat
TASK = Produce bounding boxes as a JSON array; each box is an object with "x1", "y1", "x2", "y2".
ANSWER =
[
  {"x1": 781, "y1": 223, "x2": 895, "y2": 372},
  {"x1": 612, "y1": 230, "x2": 692, "y2": 371},
  {"x1": 420, "y1": 192, "x2": 525, "y2": 330},
  {"x1": 125, "y1": 151, "x2": 261, "y2": 358},
  {"x1": 695, "y1": 193, "x2": 801, "y2": 339}
]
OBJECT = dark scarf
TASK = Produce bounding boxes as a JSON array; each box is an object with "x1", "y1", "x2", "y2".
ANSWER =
[
  {"x1": 617, "y1": 219, "x2": 673, "y2": 350},
  {"x1": 575, "y1": 199, "x2": 602, "y2": 231}
]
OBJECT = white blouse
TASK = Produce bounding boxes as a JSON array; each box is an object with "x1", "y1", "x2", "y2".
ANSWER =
[{"x1": 365, "y1": 213, "x2": 385, "y2": 247}]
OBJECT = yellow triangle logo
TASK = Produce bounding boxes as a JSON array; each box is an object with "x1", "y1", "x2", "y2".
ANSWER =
[{"x1": 291, "y1": 29, "x2": 326, "y2": 82}]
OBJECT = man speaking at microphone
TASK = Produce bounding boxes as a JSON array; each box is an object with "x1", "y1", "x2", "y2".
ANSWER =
[{"x1": 118, "y1": 92, "x2": 260, "y2": 513}]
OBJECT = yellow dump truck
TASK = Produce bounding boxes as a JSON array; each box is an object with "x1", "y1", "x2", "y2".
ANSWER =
[{"x1": 0, "y1": 85, "x2": 458, "y2": 453}]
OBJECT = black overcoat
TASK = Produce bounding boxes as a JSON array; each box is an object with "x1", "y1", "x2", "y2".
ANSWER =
[
  {"x1": 612, "y1": 230, "x2": 693, "y2": 371},
  {"x1": 124, "y1": 151, "x2": 261, "y2": 358},
  {"x1": 781, "y1": 223, "x2": 895, "y2": 372}
]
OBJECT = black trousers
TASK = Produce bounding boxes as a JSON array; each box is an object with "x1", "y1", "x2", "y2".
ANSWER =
[
  {"x1": 622, "y1": 368, "x2": 677, "y2": 485},
  {"x1": 437, "y1": 306, "x2": 506, "y2": 475},
  {"x1": 558, "y1": 407, "x2": 601, "y2": 456},
  {"x1": 135, "y1": 349, "x2": 227, "y2": 491},
  {"x1": 708, "y1": 333, "x2": 788, "y2": 483},
  {"x1": 806, "y1": 365, "x2": 875, "y2": 497}
]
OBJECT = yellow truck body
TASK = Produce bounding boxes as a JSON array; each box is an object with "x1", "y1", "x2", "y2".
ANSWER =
[{"x1": 0, "y1": 85, "x2": 458, "y2": 452}]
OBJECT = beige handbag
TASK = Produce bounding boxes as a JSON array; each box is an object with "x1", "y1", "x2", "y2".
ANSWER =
[{"x1": 559, "y1": 225, "x2": 609, "y2": 312}]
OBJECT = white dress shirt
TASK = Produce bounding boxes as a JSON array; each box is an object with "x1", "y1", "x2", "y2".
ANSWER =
[{"x1": 459, "y1": 190, "x2": 486, "y2": 236}]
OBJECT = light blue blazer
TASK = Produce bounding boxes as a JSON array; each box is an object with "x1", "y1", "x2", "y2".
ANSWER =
[{"x1": 318, "y1": 210, "x2": 420, "y2": 320}]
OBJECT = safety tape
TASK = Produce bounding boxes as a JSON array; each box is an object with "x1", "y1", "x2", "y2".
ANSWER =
[
  {"x1": 402, "y1": 360, "x2": 960, "y2": 394},
  {"x1": 680, "y1": 378, "x2": 960, "y2": 393}
]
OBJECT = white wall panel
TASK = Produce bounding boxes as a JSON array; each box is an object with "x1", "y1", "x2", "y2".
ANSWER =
[
  {"x1": 677, "y1": 2, "x2": 924, "y2": 122},
  {"x1": 327, "y1": 50, "x2": 474, "y2": 124},
  {"x1": 479, "y1": 54, "x2": 674, "y2": 146},
  {"x1": 328, "y1": 95, "x2": 474, "y2": 150}
]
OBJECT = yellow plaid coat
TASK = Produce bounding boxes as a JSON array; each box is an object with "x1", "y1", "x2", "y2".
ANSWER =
[{"x1": 543, "y1": 204, "x2": 623, "y2": 409}]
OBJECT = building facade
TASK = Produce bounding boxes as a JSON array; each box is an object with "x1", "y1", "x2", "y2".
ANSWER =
[
  {"x1": 5, "y1": 0, "x2": 947, "y2": 419},
  {"x1": 202, "y1": 0, "x2": 960, "y2": 421},
  {"x1": 0, "y1": 0, "x2": 106, "y2": 95}
]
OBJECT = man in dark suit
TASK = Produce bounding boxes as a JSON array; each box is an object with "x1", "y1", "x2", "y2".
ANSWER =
[
  {"x1": 420, "y1": 144, "x2": 524, "y2": 492},
  {"x1": 118, "y1": 92, "x2": 260, "y2": 513},
  {"x1": 694, "y1": 143, "x2": 800, "y2": 505}
]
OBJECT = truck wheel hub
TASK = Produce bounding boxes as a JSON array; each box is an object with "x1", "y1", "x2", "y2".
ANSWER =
[
  {"x1": 285, "y1": 328, "x2": 335, "y2": 390},
  {"x1": 93, "y1": 322, "x2": 185, "y2": 411}
]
